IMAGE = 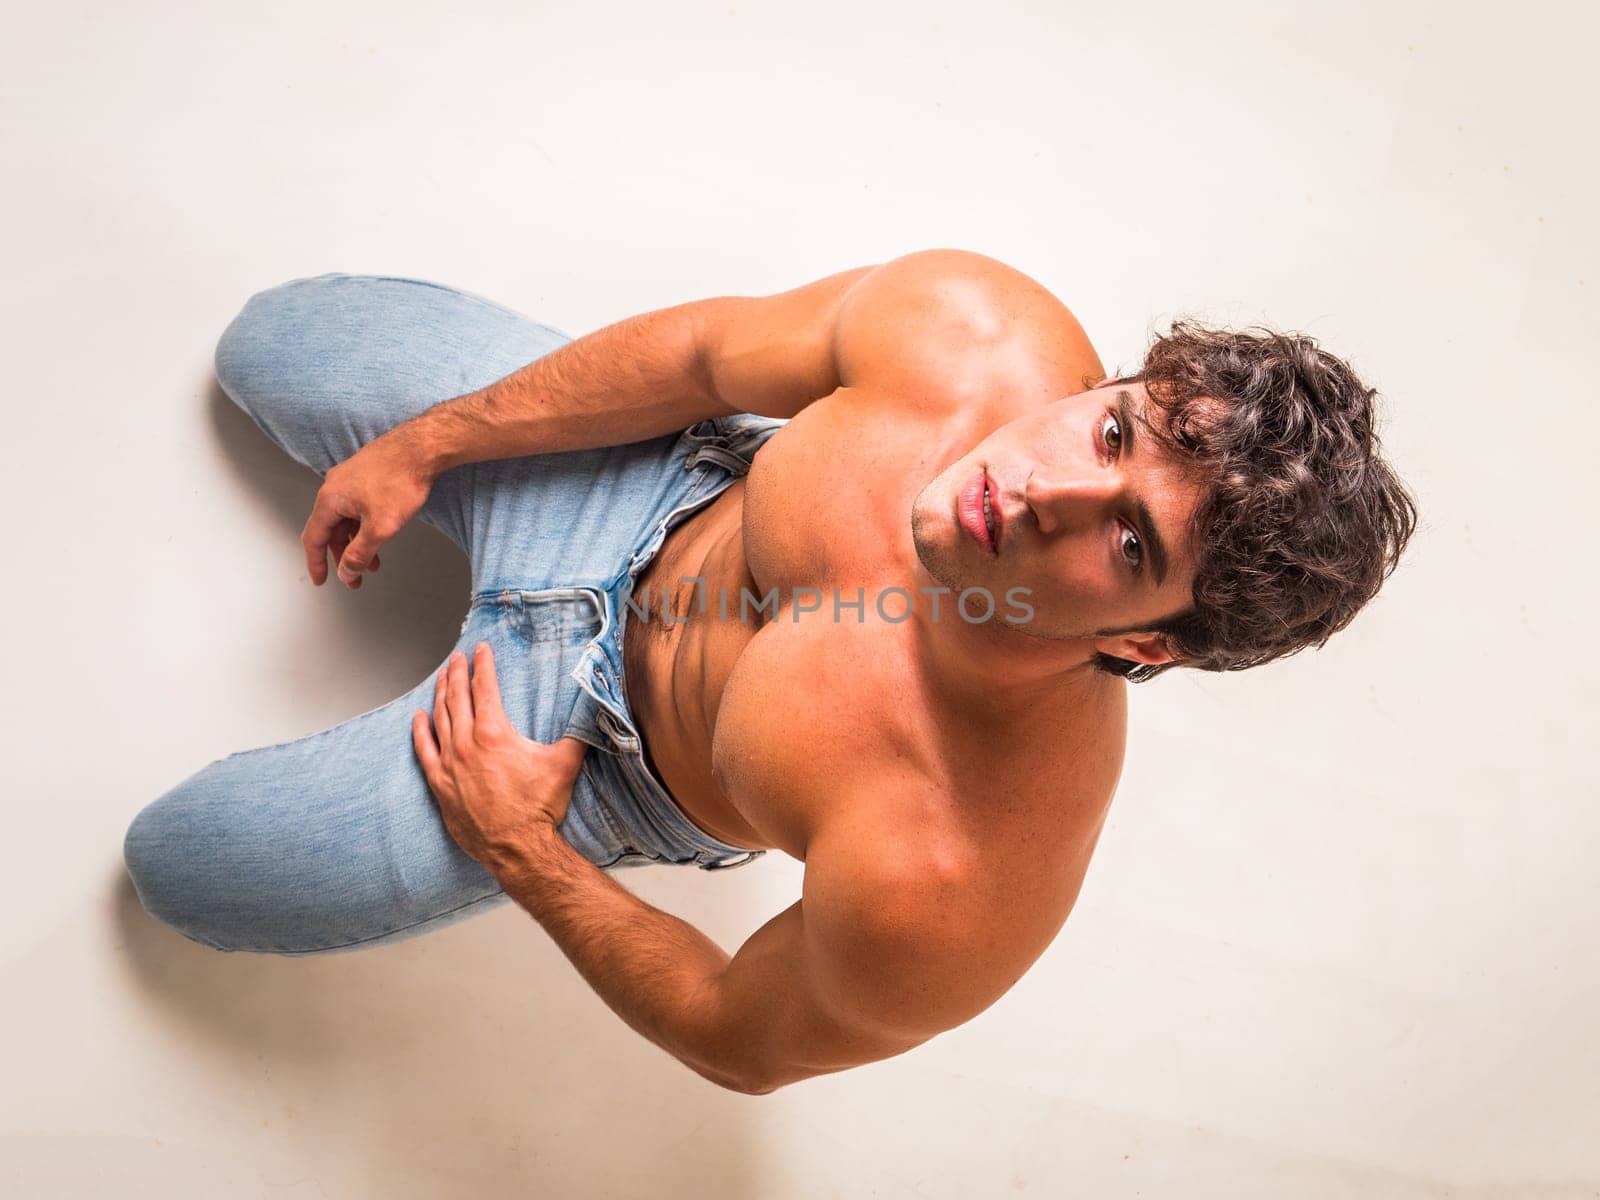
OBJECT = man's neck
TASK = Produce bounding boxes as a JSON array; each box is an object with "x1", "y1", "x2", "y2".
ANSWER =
[{"x1": 903, "y1": 560, "x2": 1119, "y2": 731}]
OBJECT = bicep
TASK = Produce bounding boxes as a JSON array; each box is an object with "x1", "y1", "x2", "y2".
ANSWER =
[
  {"x1": 706, "y1": 838, "x2": 996, "y2": 1093},
  {"x1": 692, "y1": 264, "x2": 880, "y2": 420},
  {"x1": 704, "y1": 898, "x2": 927, "y2": 1093}
]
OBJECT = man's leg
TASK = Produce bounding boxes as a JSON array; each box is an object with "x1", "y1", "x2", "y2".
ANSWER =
[
  {"x1": 210, "y1": 272, "x2": 694, "y2": 592},
  {"x1": 124, "y1": 274, "x2": 685, "y2": 955}
]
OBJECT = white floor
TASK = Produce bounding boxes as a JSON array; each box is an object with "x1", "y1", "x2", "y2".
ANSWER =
[{"x1": 3, "y1": 1, "x2": 1595, "y2": 1196}]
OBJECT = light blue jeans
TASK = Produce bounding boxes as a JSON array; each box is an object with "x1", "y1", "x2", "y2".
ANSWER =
[{"x1": 123, "y1": 273, "x2": 784, "y2": 956}]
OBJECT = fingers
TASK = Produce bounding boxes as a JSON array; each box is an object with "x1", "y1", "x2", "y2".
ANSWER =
[
  {"x1": 302, "y1": 487, "x2": 389, "y2": 590},
  {"x1": 444, "y1": 649, "x2": 473, "y2": 746},
  {"x1": 469, "y1": 643, "x2": 507, "y2": 726},
  {"x1": 338, "y1": 523, "x2": 389, "y2": 588},
  {"x1": 412, "y1": 709, "x2": 441, "y2": 776},
  {"x1": 327, "y1": 520, "x2": 355, "y2": 587},
  {"x1": 430, "y1": 648, "x2": 493, "y2": 759},
  {"x1": 301, "y1": 493, "x2": 346, "y2": 586},
  {"x1": 433, "y1": 659, "x2": 454, "y2": 747}
]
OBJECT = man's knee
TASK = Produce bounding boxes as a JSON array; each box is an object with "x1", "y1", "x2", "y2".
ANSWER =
[
  {"x1": 214, "y1": 279, "x2": 299, "y2": 414},
  {"x1": 212, "y1": 275, "x2": 365, "y2": 480},
  {"x1": 122, "y1": 796, "x2": 232, "y2": 952}
]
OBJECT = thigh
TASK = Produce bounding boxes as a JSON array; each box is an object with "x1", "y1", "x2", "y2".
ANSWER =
[
  {"x1": 213, "y1": 272, "x2": 575, "y2": 556},
  {"x1": 122, "y1": 595, "x2": 646, "y2": 955},
  {"x1": 214, "y1": 272, "x2": 702, "y2": 595}
]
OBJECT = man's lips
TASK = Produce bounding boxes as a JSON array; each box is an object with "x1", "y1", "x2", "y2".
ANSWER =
[
  {"x1": 958, "y1": 469, "x2": 998, "y2": 556},
  {"x1": 986, "y1": 471, "x2": 1004, "y2": 550}
]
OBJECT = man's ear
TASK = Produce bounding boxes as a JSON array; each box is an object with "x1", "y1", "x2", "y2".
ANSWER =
[{"x1": 1092, "y1": 630, "x2": 1177, "y2": 667}]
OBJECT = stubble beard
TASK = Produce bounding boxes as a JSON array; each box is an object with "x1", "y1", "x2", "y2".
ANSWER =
[
  {"x1": 909, "y1": 480, "x2": 1113, "y2": 645},
  {"x1": 909, "y1": 485, "x2": 1077, "y2": 643}
]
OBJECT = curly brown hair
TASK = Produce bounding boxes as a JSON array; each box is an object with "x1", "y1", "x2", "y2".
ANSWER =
[{"x1": 1094, "y1": 320, "x2": 1418, "y2": 683}]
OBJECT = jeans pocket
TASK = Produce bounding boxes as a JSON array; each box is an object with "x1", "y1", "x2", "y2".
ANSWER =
[{"x1": 490, "y1": 587, "x2": 607, "y2": 647}]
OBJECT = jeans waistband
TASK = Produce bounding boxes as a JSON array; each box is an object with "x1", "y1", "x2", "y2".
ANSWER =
[
  {"x1": 564, "y1": 581, "x2": 765, "y2": 871},
  {"x1": 475, "y1": 413, "x2": 787, "y2": 872},
  {"x1": 595, "y1": 412, "x2": 786, "y2": 871}
]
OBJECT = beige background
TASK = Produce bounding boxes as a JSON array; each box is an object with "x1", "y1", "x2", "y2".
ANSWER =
[{"x1": 2, "y1": 0, "x2": 1594, "y2": 1196}]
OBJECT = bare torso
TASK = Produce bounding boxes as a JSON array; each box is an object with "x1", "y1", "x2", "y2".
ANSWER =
[{"x1": 625, "y1": 365, "x2": 1129, "y2": 952}]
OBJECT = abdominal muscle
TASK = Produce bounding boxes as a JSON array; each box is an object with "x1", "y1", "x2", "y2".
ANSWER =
[{"x1": 622, "y1": 478, "x2": 774, "y2": 852}]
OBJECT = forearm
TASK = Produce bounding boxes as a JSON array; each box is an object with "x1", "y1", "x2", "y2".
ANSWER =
[
  {"x1": 487, "y1": 821, "x2": 757, "y2": 1093},
  {"x1": 399, "y1": 302, "x2": 731, "y2": 473}
]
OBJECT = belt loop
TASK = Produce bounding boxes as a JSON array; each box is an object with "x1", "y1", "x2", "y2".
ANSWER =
[
  {"x1": 685, "y1": 444, "x2": 749, "y2": 474},
  {"x1": 595, "y1": 706, "x2": 638, "y2": 752}
]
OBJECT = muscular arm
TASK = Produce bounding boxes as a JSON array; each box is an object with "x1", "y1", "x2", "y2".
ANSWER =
[
  {"x1": 492, "y1": 812, "x2": 1009, "y2": 1095},
  {"x1": 699, "y1": 246, "x2": 1104, "y2": 419},
  {"x1": 399, "y1": 264, "x2": 878, "y2": 474},
  {"x1": 400, "y1": 246, "x2": 1095, "y2": 470},
  {"x1": 304, "y1": 248, "x2": 1095, "y2": 586},
  {"x1": 298, "y1": 262, "x2": 879, "y2": 586}
]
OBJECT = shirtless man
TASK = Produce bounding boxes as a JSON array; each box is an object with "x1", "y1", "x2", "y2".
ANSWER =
[{"x1": 124, "y1": 249, "x2": 1416, "y2": 1095}]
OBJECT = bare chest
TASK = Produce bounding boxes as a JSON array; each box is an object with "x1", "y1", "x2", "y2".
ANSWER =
[
  {"x1": 628, "y1": 391, "x2": 1118, "y2": 882},
  {"x1": 735, "y1": 395, "x2": 948, "y2": 601},
  {"x1": 708, "y1": 396, "x2": 1098, "y2": 862},
  {"x1": 627, "y1": 397, "x2": 958, "y2": 855}
]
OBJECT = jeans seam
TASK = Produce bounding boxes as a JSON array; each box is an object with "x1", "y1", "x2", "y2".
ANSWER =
[
  {"x1": 312, "y1": 273, "x2": 573, "y2": 340},
  {"x1": 224, "y1": 887, "x2": 509, "y2": 956}
]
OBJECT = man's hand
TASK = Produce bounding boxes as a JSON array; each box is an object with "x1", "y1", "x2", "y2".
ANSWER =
[
  {"x1": 302, "y1": 430, "x2": 437, "y2": 588},
  {"x1": 412, "y1": 642, "x2": 590, "y2": 870}
]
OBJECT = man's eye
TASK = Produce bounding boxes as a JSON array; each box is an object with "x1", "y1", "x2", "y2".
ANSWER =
[
  {"x1": 1102, "y1": 411, "x2": 1122, "y2": 454},
  {"x1": 1119, "y1": 525, "x2": 1142, "y2": 570}
]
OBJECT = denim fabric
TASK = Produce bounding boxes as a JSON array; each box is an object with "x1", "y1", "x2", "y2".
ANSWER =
[{"x1": 123, "y1": 273, "x2": 785, "y2": 956}]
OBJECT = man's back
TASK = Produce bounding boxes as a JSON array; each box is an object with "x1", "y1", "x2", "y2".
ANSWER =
[{"x1": 622, "y1": 249, "x2": 1131, "y2": 1040}]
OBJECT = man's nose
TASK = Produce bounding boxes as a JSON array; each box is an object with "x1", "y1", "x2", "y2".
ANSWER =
[{"x1": 1024, "y1": 469, "x2": 1123, "y2": 535}]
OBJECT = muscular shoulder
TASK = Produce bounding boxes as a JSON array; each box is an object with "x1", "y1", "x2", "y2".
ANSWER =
[
  {"x1": 796, "y1": 813, "x2": 1014, "y2": 1039},
  {"x1": 794, "y1": 721, "x2": 1117, "y2": 1040},
  {"x1": 833, "y1": 248, "x2": 1107, "y2": 408},
  {"x1": 797, "y1": 769, "x2": 1114, "y2": 1042}
]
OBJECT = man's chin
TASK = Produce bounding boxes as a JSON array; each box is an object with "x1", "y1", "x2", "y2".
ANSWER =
[{"x1": 909, "y1": 522, "x2": 964, "y2": 597}]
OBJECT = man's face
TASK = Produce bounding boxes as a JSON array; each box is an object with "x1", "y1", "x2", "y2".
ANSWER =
[{"x1": 910, "y1": 381, "x2": 1208, "y2": 663}]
